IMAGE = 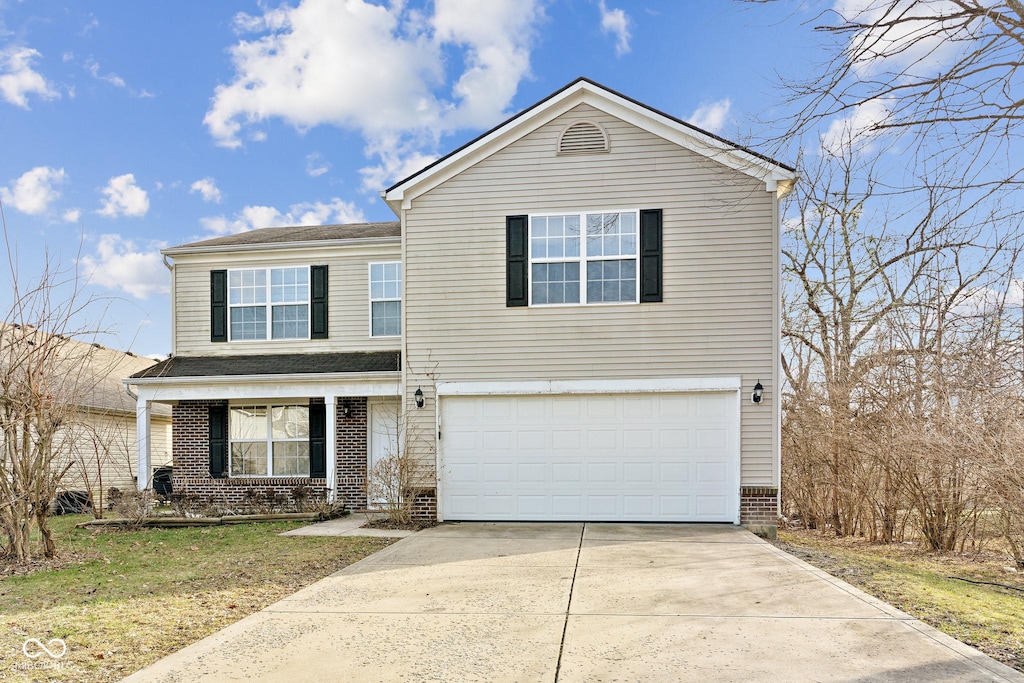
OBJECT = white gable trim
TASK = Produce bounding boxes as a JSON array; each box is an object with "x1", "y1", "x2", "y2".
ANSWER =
[{"x1": 383, "y1": 80, "x2": 796, "y2": 212}]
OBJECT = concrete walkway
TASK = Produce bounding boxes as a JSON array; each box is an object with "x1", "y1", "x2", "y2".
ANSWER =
[
  {"x1": 278, "y1": 513, "x2": 417, "y2": 538},
  {"x1": 124, "y1": 523, "x2": 1023, "y2": 682}
]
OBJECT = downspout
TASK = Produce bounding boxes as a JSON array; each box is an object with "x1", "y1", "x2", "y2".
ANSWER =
[{"x1": 163, "y1": 253, "x2": 176, "y2": 357}]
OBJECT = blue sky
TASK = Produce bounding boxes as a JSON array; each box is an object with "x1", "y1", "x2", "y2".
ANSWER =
[{"x1": 0, "y1": 0, "x2": 818, "y2": 356}]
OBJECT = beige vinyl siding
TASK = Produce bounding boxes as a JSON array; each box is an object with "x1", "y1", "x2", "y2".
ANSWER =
[
  {"x1": 58, "y1": 413, "x2": 172, "y2": 493},
  {"x1": 172, "y1": 242, "x2": 401, "y2": 356},
  {"x1": 403, "y1": 103, "x2": 778, "y2": 486}
]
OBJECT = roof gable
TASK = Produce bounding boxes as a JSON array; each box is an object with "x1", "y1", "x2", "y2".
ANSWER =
[{"x1": 383, "y1": 77, "x2": 796, "y2": 213}]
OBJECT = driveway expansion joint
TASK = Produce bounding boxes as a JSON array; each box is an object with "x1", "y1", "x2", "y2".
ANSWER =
[{"x1": 553, "y1": 522, "x2": 585, "y2": 683}]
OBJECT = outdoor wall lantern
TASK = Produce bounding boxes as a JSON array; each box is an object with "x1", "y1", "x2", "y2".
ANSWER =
[
  {"x1": 414, "y1": 387, "x2": 425, "y2": 408},
  {"x1": 341, "y1": 403, "x2": 351, "y2": 419},
  {"x1": 751, "y1": 381, "x2": 764, "y2": 404}
]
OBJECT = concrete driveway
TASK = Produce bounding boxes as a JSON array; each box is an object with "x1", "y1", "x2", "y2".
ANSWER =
[{"x1": 124, "y1": 523, "x2": 1022, "y2": 682}]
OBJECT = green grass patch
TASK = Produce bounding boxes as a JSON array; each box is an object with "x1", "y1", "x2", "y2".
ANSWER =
[
  {"x1": 1, "y1": 514, "x2": 394, "y2": 682},
  {"x1": 777, "y1": 529, "x2": 1024, "y2": 672}
]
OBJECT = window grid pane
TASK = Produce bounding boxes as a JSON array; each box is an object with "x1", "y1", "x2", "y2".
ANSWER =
[
  {"x1": 230, "y1": 307, "x2": 267, "y2": 340},
  {"x1": 586, "y1": 212, "x2": 637, "y2": 257},
  {"x1": 532, "y1": 262, "x2": 581, "y2": 305},
  {"x1": 230, "y1": 442, "x2": 268, "y2": 476},
  {"x1": 271, "y1": 304, "x2": 309, "y2": 339},
  {"x1": 229, "y1": 269, "x2": 267, "y2": 305},
  {"x1": 586, "y1": 259, "x2": 636, "y2": 303},
  {"x1": 271, "y1": 406, "x2": 309, "y2": 440},
  {"x1": 272, "y1": 441, "x2": 310, "y2": 476},
  {"x1": 370, "y1": 262, "x2": 402, "y2": 336},
  {"x1": 270, "y1": 267, "x2": 309, "y2": 304},
  {"x1": 530, "y1": 215, "x2": 580, "y2": 260},
  {"x1": 372, "y1": 301, "x2": 401, "y2": 336}
]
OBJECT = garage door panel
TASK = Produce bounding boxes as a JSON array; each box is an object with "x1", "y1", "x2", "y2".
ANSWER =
[{"x1": 440, "y1": 392, "x2": 738, "y2": 522}]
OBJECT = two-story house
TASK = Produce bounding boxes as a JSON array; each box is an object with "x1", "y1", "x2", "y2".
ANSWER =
[{"x1": 128, "y1": 78, "x2": 795, "y2": 532}]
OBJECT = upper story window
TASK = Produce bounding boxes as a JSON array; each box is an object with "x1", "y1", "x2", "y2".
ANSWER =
[
  {"x1": 530, "y1": 210, "x2": 638, "y2": 306},
  {"x1": 369, "y1": 262, "x2": 402, "y2": 337},
  {"x1": 228, "y1": 267, "x2": 309, "y2": 341}
]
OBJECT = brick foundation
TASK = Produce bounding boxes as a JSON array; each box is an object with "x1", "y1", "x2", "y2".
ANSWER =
[
  {"x1": 740, "y1": 486, "x2": 779, "y2": 527},
  {"x1": 171, "y1": 398, "x2": 370, "y2": 511},
  {"x1": 411, "y1": 489, "x2": 437, "y2": 521}
]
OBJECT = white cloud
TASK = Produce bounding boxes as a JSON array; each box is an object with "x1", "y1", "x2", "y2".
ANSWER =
[
  {"x1": 0, "y1": 46, "x2": 59, "y2": 109},
  {"x1": 359, "y1": 138, "x2": 437, "y2": 193},
  {"x1": 189, "y1": 177, "x2": 222, "y2": 203},
  {"x1": 687, "y1": 98, "x2": 732, "y2": 134},
  {"x1": 0, "y1": 166, "x2": 67, "y2": 215},
  {"x1": 98, "y1": 173, "x2": 150, "y2": 218},
  {"x1": 80, "y1": 234, "x2": 169, "y2": 299},
  {"x1": 205, "y1": 0, "x2": 542, "y2": 188},
  {"x1": 200, "y1": 198, "x2": 366, "y2": 236},
  {"x1": 598, "y1": 1, "x2": 631, "y2": 57},
  {"x1": 305, "y1": 152, "x2": 331, "y2": 177},
  {"x1": 85, "y1": 58, "x2": 126, "y2": 88},
  {"x1": 63, "y1": 208, "x2": 81, "y2": 223},
  {"x1": 820, "y1": 99, "x2": 891, "y2": 155},
  {"x1": 833, "y1": 0, "x2": 963, "y2": 79}
]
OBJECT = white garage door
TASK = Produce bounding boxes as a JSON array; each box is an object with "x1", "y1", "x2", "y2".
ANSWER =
[{"x1": 438, "y1": 391, "x2": 739, "y2": 522}]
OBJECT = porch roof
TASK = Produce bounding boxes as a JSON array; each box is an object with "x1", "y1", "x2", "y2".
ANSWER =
[{"x1": 129, "y1": 351, "x2": 401, "y2": 380}]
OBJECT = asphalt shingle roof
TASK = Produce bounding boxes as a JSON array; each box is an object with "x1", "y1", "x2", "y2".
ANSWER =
[
  {"x1": 168, "y1": 222, "x2": 401, "y2": 251},
  {"x1": 129, "y1": 351, "x2": 402, "y2": 380}
]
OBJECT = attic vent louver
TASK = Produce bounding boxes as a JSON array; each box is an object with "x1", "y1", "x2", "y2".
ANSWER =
[{"x1": 557, "y1": 121, "x2": 609, "y2": 155}]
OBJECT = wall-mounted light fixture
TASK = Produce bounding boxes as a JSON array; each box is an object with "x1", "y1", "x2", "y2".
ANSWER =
[
  {"x1": 341, "y1": 402, "x2": 351, "y2": 419},
  {"x1": 414, "y1": 386, "x2": 425, "y2": 408},
  {"x1": 751, "y1": 381, "x2": 764, "y2": 404}
]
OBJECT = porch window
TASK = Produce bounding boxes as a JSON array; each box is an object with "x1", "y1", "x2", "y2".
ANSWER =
[{"x1": 229, "y1": 404, "x2": 310, "y2": 476}]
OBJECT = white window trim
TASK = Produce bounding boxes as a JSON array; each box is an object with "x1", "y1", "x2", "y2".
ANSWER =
[
  {"x1": 227, "y1": 265, "x2": 312, "y2": 342},
  {"x1": 228, "y1": 402, "x2": 311, "y2": 478},
  {"x1": 527, "y1": 208, "x2": 641, "y2": 307},
  {"x1": 368, "y1": 261, "x2": 402, "y2": 338}
]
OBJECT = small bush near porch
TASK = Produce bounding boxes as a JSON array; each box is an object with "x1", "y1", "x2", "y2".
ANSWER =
[{"x1": 0, "y1": 515, "x2": 394, "y2": 682}]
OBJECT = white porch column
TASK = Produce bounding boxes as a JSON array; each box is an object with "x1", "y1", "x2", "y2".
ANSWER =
[
  {"x1": 325, "y1": 395, "x2": 337, "y2": 503},
  {"x1": 136, "y1": 399, "x2": 151, "y2": 491}
]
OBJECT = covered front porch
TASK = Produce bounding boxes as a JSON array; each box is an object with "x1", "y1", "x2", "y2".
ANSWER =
[{"x1": 126, "y1": 352, "x2": 402, "y2": 511}]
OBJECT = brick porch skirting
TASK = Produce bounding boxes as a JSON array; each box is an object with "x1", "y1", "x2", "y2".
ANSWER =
[{"x1": 740, "y1": 486, "x2": 778, "y2": 526}]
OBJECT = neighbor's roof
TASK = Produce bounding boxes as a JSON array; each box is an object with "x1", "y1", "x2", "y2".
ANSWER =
[
  {"x1": 164, "y1": 221, "x2": 401, "y2": 255},
  {"x1": 129, "y1": 351, "x2": 401, "y2": 380},
  {"x1": 384, "y1": 76, "x2": 796, "y2": 210},
  {"x1": 0, "y1": 323, "x2": 171, "y2": 417}
]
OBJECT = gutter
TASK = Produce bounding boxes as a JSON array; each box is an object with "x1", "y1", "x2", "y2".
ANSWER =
[
  {"x1": 162, "y1": 235, "x2": 401, "y2": 257},
  {"x1": 125, "y1": 370, "x2": 402, "y2": 386}
]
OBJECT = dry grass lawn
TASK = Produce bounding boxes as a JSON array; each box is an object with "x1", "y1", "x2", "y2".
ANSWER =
[
  {"x1": 1, "y1": 514, "x2": 394, "y2": 682},
  {"x1": 776, "y1": 529, "x2": 1024, "y2": 673}
]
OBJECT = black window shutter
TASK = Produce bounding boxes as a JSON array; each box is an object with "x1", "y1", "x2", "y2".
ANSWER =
[
  {"x1": 208, "y1": 404, "x2": 228, "y2": 478},
  {"x1": 506, "y1": 215, "x2": 529, "y2": 307},
  {"x1": 640, "y1": 209, "x2": 663, "y2": 303},
  {"x1": 309, "y1": 402, "x2": 327, "y2": 478},
  {"x1": 310, "y1": 265, "x2": 328, "y2": 339},
  {"x1": 210, "y1": 270, "x2": 228, "y2": 342}
]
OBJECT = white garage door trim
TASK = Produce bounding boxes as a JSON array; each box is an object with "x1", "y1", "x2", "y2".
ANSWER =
[{"x1": 435, "y1": 377, "x2": 742, "y2": 523}]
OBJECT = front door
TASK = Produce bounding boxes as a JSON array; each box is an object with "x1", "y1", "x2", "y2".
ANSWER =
[{"x1": 367, "y1": 398, "x2": 400, "y2": 507}]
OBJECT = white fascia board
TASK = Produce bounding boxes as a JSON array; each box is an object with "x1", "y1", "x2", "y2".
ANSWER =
[
  {"x1": 126, "y1": 373, "x2": 401, "y2": 402},
  {"x1": 436, "y1": 377, "x2": 742, "y2": 397},
  {"x1": 385, "y1": 81, "x2": 796, "y2": 208},
  {"x1": 162, "y1": 236, "x2": 400, "y2": 258}
]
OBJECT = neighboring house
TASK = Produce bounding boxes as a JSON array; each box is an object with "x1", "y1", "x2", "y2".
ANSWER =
[
  {"x1": 0, "y1": 324, "x2": 171, "y2": 498},
  {"x1": 128, "y1": 78, "x2": 795, "y2": 531}
]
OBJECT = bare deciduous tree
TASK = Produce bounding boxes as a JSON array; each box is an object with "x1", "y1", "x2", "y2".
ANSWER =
[{"x1": 0, "y1": 206, "x2": 113, "y2": 561}]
